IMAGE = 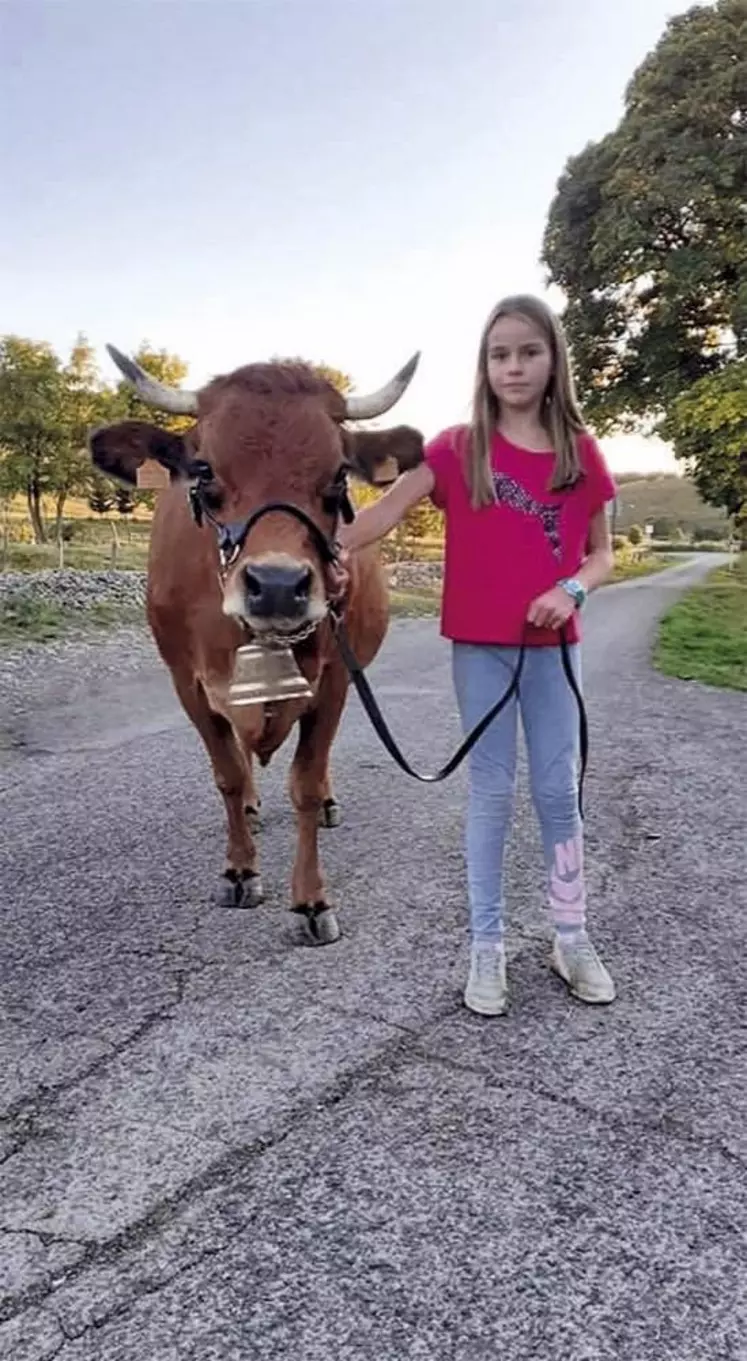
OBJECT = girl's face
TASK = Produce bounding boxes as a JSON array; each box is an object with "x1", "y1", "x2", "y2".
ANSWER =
[{"x1": 485, "y1": 313, "x2": 553, "y2": 414}]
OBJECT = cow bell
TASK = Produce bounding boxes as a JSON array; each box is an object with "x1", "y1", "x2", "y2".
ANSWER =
[{"x1": 228, "y1": 641, "x2": 313, "y2": 707}]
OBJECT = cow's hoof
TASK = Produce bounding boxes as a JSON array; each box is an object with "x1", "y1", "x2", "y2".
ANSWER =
[
  {"x1": 293, "y1": 902, "x2": 341, "y2": 945},
  {"x1": 245, "y1": 804, "x2": 262, "y2": 834},
  {"x1": 218, "y1": 869, "x2": 264, "y2": 909},
  {"x1": 318, "y1": 798, "x2": 341, "y2": 829}
]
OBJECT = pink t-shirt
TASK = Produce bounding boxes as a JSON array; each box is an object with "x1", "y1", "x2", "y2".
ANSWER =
[{"x1": 425, "y1": 425, "x2": 617, "y2": 647}]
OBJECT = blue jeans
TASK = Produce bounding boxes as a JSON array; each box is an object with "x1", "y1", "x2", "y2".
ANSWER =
[{"x1": 451, "y1": 641, "x2": 587, "y2": 945}]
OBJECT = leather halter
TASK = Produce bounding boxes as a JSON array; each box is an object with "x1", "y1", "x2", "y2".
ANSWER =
[{"x1": 185, "y1": 459, "x2": 354, "y2": 580}]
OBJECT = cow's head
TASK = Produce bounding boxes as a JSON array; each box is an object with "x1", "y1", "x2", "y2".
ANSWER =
[{"x1": 90, "y1": 347, "x2": 424, "y2": 641}]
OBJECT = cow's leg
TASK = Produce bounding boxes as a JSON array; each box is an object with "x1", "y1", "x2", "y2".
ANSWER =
[
  {"x1": 243, "y1": 751, "x2": 262, "y2": 834},
  {"x1": 318, "y1": 764, "x2": 341, "y2": 828},
  {"x1": 288, "y1": 681, "x2": 347, "y2": 945},
  {"x1": 174, "y1": 677, "x2": 263, "y2": 908}
]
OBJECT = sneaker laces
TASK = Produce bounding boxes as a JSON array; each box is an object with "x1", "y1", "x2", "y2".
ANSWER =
[
  {"x1": 563, "y1": 932, "x2": 599, "y2": 969},
  {"x1": 474, "y1": 945, "x2": 503, "y2": 978}
]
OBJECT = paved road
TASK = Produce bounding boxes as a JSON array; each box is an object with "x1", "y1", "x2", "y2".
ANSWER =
[{"x1": 1, "y1": 554, "x2": 745, "y2": 1361}]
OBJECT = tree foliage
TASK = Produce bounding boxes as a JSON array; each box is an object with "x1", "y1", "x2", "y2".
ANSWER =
[
  {"x1": 0, "y1": 336, "x2": 375, "y2": 541},
  {"x1": 665, "y1": 362, "x2": 747, "y2": 536},
  {"x1": 0, "y1": 337, "x2": 67, "y2": 543},
  {"x1": 88, "y1": 473, "x2": 115, "y2": 516},
  {"x1": 115, "y1": 484, "x2": 136, "y2": 516},
  {"x1": 110, "y1": 343, "x2": 193, "y2": 437},
  {"x1": 542, "y1": 0, "x2": 747, "y2": 525}
]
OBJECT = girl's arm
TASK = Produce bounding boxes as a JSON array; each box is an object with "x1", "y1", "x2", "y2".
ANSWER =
[
  {"x1": 527, "y1": 507, "x2": 614, "y2": 629},
  {"x1": 338, "y1": 462, "x2": 436, "y2": 553},
  {"x1": 577, "y1": 507, "x2": 615, "y2": 591}
]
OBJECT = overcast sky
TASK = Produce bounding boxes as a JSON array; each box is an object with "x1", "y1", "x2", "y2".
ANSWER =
[{"x1": 1, "y1": 0, "x2": 702, "y2": 472}]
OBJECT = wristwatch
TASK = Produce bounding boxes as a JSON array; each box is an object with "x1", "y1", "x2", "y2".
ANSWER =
[{"x1": 558, "y1": 577, "x2": 587, "y2": 609}]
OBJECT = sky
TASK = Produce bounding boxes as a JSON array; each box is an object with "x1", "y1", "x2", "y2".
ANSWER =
[{"x1": 1, "y1": 0, "x2": 702, "y2": 474}]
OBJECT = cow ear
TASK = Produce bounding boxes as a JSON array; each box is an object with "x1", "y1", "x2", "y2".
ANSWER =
[
  {"x1": 88, "y1": 420, "x2": 189, "y2": 487},
  {"x1": 343, "y1": 425, "x2": 424, "y2": 487}
]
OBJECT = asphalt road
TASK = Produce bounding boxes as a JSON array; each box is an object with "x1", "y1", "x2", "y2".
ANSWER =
[{"x1": 1, "y1": 554, "x2": 745, "y2": 1361}]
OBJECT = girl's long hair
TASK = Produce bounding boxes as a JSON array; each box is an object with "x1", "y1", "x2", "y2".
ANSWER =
[{"x1": 466, "y1": 294, "x2": 587, "y2": 508}]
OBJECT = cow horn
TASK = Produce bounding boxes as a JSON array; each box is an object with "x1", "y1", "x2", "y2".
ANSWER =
[
  {"x1": 344, "y1": 351, "x2": 421, "y2": 420},
  {"x1": 106, "y1": 344, "x2": 199, "y2": 416}
]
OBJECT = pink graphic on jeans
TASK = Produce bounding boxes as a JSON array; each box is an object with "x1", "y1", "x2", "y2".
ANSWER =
[{"x1": 548, "y1": 835, "x2": 586, "y2": 928}]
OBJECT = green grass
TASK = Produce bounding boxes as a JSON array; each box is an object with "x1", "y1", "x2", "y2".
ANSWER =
[
  {"x1": 653, "y1": 556, "x2": 747, "y2": 692},
  {"x1": 0, "y1": 540, "x2": 149, "y2": 573},
  {"x1": 0, "y1": 595, "x2": 144, "y2": 647},
  {"x1": 610, "y1": 553, "x2": 682, "y2": 584},
  {"x1": 388, "y1": 586, "x2": 441, "y2": 617}
]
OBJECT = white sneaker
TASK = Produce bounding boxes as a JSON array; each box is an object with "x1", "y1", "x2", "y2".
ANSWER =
[
  {"x1": 464, "y1": 942, "x2": 508, "y2": 1016},
  {"x1": 551, "y1": 931, "x2": 616, "y2": 1004}
]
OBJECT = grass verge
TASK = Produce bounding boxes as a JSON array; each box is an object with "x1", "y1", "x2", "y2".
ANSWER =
[
  {"x1": 1, "y1": 541, "x2": 149, "y2": 573},
  {"x1": 0, "y1": 596, "x2": 144, "y2": 647},
  {"x1": 388, "y1": 586, "x2": 441, "y2": 618},
  {"x1": 653, "y1": 556, "x2": 747, "y2": 692},
  {"x1": 609, "y1": 553, "x2": 682, "y2": 584}
]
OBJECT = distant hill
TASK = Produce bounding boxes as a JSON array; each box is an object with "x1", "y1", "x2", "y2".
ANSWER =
[{"x1": 610, "y1": 474, "x2": 729, "y2": 539}]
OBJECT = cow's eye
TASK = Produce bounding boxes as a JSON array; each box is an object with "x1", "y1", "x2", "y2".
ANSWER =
[
  {"x1": 188, "y1": 459, "x2": 214, "y2": 482},
  {"x1": 187, "y1": 459, "x2": 223, "y2": 510},
  {"x1": 322, "y1": 468, "x2": 355, "y2": 522}
]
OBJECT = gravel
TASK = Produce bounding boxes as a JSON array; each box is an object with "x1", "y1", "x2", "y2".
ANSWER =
[
  {"x1": 0, "y1": 564, "x2": 440, "y2": 607},
  {"x1": 0, "y1": 568, "x2": 147, "y2": 609},
  {"x1": 388, "y1": 560, "x2": 443, "y2": 589},
  {"x1": 0, "y1": 572, "x2": 151, "y2": 738}
]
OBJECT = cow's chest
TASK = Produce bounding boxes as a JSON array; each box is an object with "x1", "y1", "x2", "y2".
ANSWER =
[{"x1": 204, "y1": 677, "x2": 305, "y2": 761}]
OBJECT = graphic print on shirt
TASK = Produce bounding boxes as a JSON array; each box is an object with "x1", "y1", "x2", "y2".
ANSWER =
[{"x1": 492, "y1": 471, "x2": 562, "y2": 559}]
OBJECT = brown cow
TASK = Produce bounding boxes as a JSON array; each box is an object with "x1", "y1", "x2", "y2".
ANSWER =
[{"x1": 89, "y1": 347, "x2": 424, "y2": 944}]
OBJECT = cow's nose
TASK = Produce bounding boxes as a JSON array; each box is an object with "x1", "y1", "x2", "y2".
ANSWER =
[{"x1": 243, "y1": 562, "x2": 313, "y2": 618}]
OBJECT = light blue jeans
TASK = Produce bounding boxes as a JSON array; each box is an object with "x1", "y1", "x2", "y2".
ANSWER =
[{"x1": 451, "y1": 641, "x2": 587, "y2": 945}]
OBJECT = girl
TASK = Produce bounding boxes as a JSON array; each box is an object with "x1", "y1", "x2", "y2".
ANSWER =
[{"x1": 337, "y1": 294, "x2": 617, "y2": 1016}]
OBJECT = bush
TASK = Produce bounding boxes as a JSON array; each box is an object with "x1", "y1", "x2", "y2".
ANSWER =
[{"x1": 628, "y1": 524, "x2": 643, "y2": 546}]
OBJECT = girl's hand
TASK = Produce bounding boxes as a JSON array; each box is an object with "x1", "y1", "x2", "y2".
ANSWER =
[{"x1": 526, "y1": 585, "x2": 576, "y2": 631}]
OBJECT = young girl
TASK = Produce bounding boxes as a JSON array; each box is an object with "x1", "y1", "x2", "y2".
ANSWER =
[{"x1": 337, "y1": 294, "x2": 617, "y2": 1016}]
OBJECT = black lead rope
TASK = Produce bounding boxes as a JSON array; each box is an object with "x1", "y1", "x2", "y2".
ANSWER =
[
  {"x1": 331, "y1": 613, "x2": 589, "y2": 819},
  {"x1": 185, "y1": 474, "x2": 589, "y2": 817}
]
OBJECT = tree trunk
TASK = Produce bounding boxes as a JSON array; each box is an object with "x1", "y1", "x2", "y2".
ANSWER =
[
  {"x1": 54, "y1": 489, "x2": 67, "y2": 539},
  {"x1": 26, "y1": 477, "x2": 47, "y2": 544}
]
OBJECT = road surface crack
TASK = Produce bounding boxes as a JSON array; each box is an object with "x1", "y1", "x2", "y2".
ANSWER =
[
  {"x1": 420, "y1": 1048, "x2": 747, "y2": 1174},
  {"x1": 0, "y1": 1227, "x2": 92, "y2": 1248},
  {"x1": 39, "y1": 1226, "x2": 250, "y2": 1354},
  {"x1": 0, "y1": 1021, "x2": 422, "y2": 1328},
  {"x1": 0, "y1": 1009, "x2": 175, "y2": 1153}
]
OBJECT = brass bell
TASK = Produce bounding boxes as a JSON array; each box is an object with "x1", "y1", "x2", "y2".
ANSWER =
[{"x1": 228, "y1": 641, "x2": 313, "y2": 707}]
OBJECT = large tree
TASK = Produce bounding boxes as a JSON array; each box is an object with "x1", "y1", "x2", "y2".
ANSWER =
[
  {"x1": 110, "y1": 343, "x2": 193, "y2": 432},
  {"x1": 542, "y1": 0, "x2": 747, "y2": 532},
  {"x1": 664, "y1": 362, "x2": 747, "y2": 538},
  {"x1": 55, "y1": 334, "x2": 104, "y2": 534},
  {"x1": 0, "y1": 337, "x2": 67, "y2": 543}
]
